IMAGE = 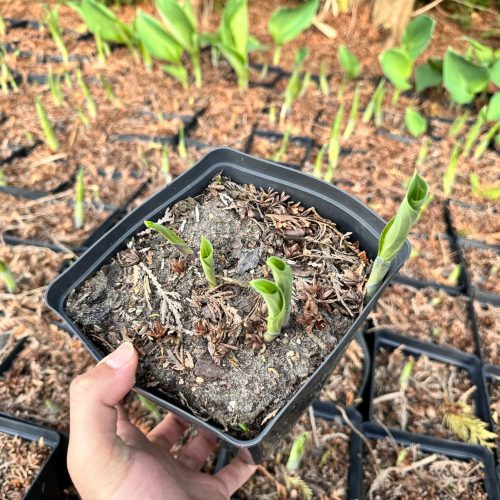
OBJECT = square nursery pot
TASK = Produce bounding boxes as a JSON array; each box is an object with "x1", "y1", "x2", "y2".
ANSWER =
[
  {"x1": 45, "y1": 147, "x2": 410, "y2": 462},
  {"x1": 0, "y1": 413, "x2": 67, "y2": 499}
]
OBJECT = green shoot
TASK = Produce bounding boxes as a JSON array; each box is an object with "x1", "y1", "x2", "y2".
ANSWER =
[
  {"x1": 76, "y1": 69, "x2": 97, "y2": 118},
  {"x1": 325, "y1": 105, "x2": 344, "y2": 183},
  {"x1": 238, "y1": 423, "x2": 249, "y2": 432},
  {"x1": 338, "y1": 45, "x2": 360, "y2": 80},
  {"x1": 416, "y1": 137, "x2": 430, "y2": 168},
  {"x1": 449, "y1": 111, "x2": 470, "y2": 137},
  {"x1": 0, "y1": 57, "x2": 19, "y2": 95},
  {"x1": 399, "y1": 359, "x2": 414, "y2": 392},
  {"x1": 366, "y1": 171, "x2": 429, "y2": 301},
  {"x1": 405, "y1": 107, "x2": 427, "y2": 138},
  {"x1": 280, "y1": 48, "x2": 308, "y2": 126},
  {"x1": 200, "y1": 236, "x2": 217, "y2": 287},
  {"x1": 0, "y1": 260, "x2": 16, "y2": 293},
  {"x1": 48, "y1": 68, "x2": 64, "y2": 107},
  {"x1": 250, "y1": 279, "x2": 285, "y2": 342},
  {"x1": 273, "y1": 128, "x2": 290, "y2": 162},
  {"x1": 138, "y1": 395, "x2": 162, "y2": 421},
  {"x1": 161, "y1": 144, "x2": 172, "y2": 183},
  {"x1": 144, "y1": 221, "x2": 193, "y2": 256},
  {"x1": 286, "y1": 432, "x2": 308, "y2": 472},
  {"x1": 99, "y1": 75, "x2": 120, "y2": 107},
  {"x1": 463, "y1": 108, "x2": 486, "y2": 157},
  {"x1": 76, "y1": 107, "x2": 91, "y2": 129},
  {"x1": 268, "y1": 105, "x2": 276, "y2": 125},
  {"x1": 266, "y1": 256, "x2": 293, "y2": 324},
  {"x1": 178, "y1": 125, "x2": 187, "y2": 159},
  {"x1": 0, "y1": 168, "x2": 6, "y2": 187},
  {"x1": 95, "y1": 33, "x2": 110, "y2": 64},
  {"x1": 443, "y1": 143, "x2": 462, "y2": 196},
  {"x1": 470, "y1": 173, "x2": 500, "y2": 201},
  {"x1": 74, "y1": 167, "x2": 85, "y2": 230},
  {"x1": 342, "y1": 83, "x2": 360, "y2": 140},
  {"x1": 0, "y1": 16, "x2": 5, "y2": 37},
  {"x1": 45, "y1": 6, "x2": 69, "y2": 67},
  {"x1": 313, "y1": 145, "x2": 326, "y2": 178},
  {"x1": 474, "y1": 121, "x2": 500, "y2": 160},
  {"x1": 448, "y1": 263, "x2": 462, "y2": 286},
  {"x1": 362, "y1": 79, "x2": 385, "y2": 125},
  {"x1": 299, "y1": 71, "x2": 312, "y2": 98},
  {"x1": 374, "y1": 82, "x2": 386, "y2": 128},
  {"x1": 35, "y1": 96, "x2": 59, "y2": 153},
  {"x1": 319, "y1": 61, "x2": 329, "y2": 96}
]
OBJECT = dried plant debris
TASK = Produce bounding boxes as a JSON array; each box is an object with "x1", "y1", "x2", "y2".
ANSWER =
[
  {"x1": 487, "y1": 376, "x2": 500, "y2": 450},
  {"x1": 237, "y1": 410, "x2": 351, "y2": 499},
  {"x1": 362, "y1": 438, "x2": 487, "y2": 499},
  {"x1": 369, "y1": 284, "x2": 474, "y2": 352},
  {"x1": 0, "y1": 332, "x2": 18, "y2": 364},
  {"x1": 319, "y1": 339, "x2": 365, "y2": 406},
  {"x1": 0, "y1": 433, "x2": 51, "y2": 499},
  {"x1": 463, "y1": 246, "x2": 500, "y2": 296},
  {"x1": 449, "y1": 202, "x2": 500, "y2": 246},
  {"x1": 372, "y1": 347, "x2": 483, "y2": 441},
  {"x1": 474, "y1": 302, "x2": 500, "y2": 366},
  {"x1": 66, "y1": 176, "x2": 369, "y2": 436}
]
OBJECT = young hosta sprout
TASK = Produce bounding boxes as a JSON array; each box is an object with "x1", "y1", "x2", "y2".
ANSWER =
[
  {"x1": 474, "y1": 121, "x2": 500, "y2": 160},
  {"x1": 144, "y1": 221, "x2": 193, "y2": 256},
  {"x1": 178, "y1": 125, "x2": 187, "y2": 159},
  {"x1": 362, "y1": 79, "x2": 385, "y2": 125},
  {"x1": 76, "y1": 69, "x2": 97, "y2": 118},
  {"x1": 45, "y1": 7, "x2": 69, "y2": 66},
  {"x1": 470, "y1": 173, "x2": 500, "y2": 201},
  {"x1": 286, "y1": 432, "x2": 309, "y2": 472},
  {"x1": 74, "y1": 167, "x2": 85, "y2": 229},
  {"x1": 365, "y1": 171, "x2": 429, "y2": 301},
  {"x1": 280, "y1": 47, "x2": 308, "y2": 125},
  {"x1": 319, "y1": 61, "x2": 329, "y2": 96},
  {"x1": 267, "y1": 256, "x2": 293, "y2": 324},
  {"x1": 342, "y1": 82, "x2": 360, "y2": 141},
  {"x1": 273, "y1": 128, "x2": 290, "y2": 162},
  {"x1": 0, "y1": 260, "x2": 16, "y2": 293},
  {"x1": 250, "y1": 279, "x2": 285, "y2": 343},
  {"x1": 325, "y1": 104, "x2": 344, "y2": 183},
  {"x1": 443, "y1": 143, "x2": 461, "y2": 196},
  {"x1": 48, "y1": 68, "x2": 64, "y2": 106},
  {"x1": 313, "y1": 144, "x2": 326, "y2": 178},
  {"x1": 338, "y1": 45, "x2": 360, "y2": 80},
  {"x1": 405, "y1": 107, "x2": 427, "y2": 138},
  {"x1": 0, "y1": 168, "x2": 6, "y2": 187},
  {"x1": 35, "y1": 96, "x2": 59, "y2": 153},
  {"x1": 449, "y1": 111, "x2": 470, "y2": 138},
  {"x1": 199, "y1": 236, "x2": 217, "y2": 287},
  {"x1": 463, "y1": 108, "x2": 486, "y2": 157}
]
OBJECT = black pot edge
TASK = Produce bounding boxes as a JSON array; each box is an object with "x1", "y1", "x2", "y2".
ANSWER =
[
  {"x1": 393, "y1": 273, "x2": 466, "y2": 296},
  {"x1": 357, "y1": 421, "x2": 499, "y2": 500},
  {"x1": 2, "y1": 232, "x2": 88, "y2": 254},
  {"x1": 45, "y1": 147, "x2": 410, "y2": 461}
]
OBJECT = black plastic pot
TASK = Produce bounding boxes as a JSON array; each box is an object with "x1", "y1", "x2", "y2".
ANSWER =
[
  {"x1": 368, "y1": 329, "x2": 491, "y2": 447},
  {"x1": 215, "y1": 401, "x2": 363, "y2": 499},
  {"x1": 355, "y1": 421, "x2": 499, "y2": 499},
  {"x1": 0, "y1": 413, "x2": 67, "y2": 499},
  {"x1": 248, "y1": 63, "x2": 284, "y2": 89},
  {"x1": 0, "y1": 335, "x2": 28, "y2": 375},
  {"x1": 394, "y1": 273, "x2": 467, "y2": 298},
  {"x1": 45, "y1": 147, "x2": 410, "y2": 462}
]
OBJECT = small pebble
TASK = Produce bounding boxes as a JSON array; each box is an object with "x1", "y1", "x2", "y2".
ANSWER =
[{"x1": 195, "y1": 377, "x2": 204, "y2": 384}]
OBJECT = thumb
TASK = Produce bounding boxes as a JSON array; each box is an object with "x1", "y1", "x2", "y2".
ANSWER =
[{"x1": 69, "y1": 342, "x2": 138, "y2": 462}]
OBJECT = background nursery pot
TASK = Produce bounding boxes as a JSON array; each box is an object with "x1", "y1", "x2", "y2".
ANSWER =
[{"x1": 45, "y1": 148, "x2": 410, "y2": 462}]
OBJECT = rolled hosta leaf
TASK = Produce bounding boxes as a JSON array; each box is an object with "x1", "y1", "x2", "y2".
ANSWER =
[
  {"x1": 135, "y1": 10, "x2": 183, "y2": 64},
  {"x1": 0, "y1": 260, "x2": 16, "y2": 293},
  {"x1": 379, "y1": 48, "x2": 412, "y2": 91},
  {"x1": 268, "y1": 0, "x2": 319, "y2": 46},
  {"x1": 286, "y1": 432, "x2": 309, "y2": 472},
  {"x1": 144, "y1": 220, "x2": 193, "y2": 256},
  {"x1": 365, "y1": 171, "x2": 429, "y2": 300},
  {"x1": 250, "y1": 279, "x2": 285, "y2": 342},
  {"x1": 415, "y1": 59, "x2": 442, "y2": 92},
  {"x1": 338, "y1": 45, "x2": 360, "y2": 80},
  {"x1": 401, "y1": 14, "x2": 436, "y2": 60},
  {"x1": 199, "y1": 236, "x2": 217, "y2": 287},
  {"x1": 405, "y1": 107, "x2": 427, "y2": 137},
  {"x1": 74, "y1": 167, "x2": 85, "y2": 230},
  {"x1": 266, "y1": 256, "x2": 293, "y2": 324},
  {"x1": 443, "y1": 49, "x2": 489, "y2": 104},
  {"x1": 34, "y1": 96, "x2": 59, "y2": 153}
]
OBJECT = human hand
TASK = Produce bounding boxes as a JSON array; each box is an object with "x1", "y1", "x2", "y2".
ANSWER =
[{"x1": 68, "y1": 342, "x2": 256, "y2": 500}]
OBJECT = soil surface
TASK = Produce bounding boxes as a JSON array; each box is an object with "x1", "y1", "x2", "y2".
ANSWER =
[
  {"x1": 475, "y1": 302, "x2": 500, "y2": 366},
  {"x1": 463, "y1": 245, "x2": 500, "y2": 296},
  {"x1": 0, "y1": 433, "x2": 51, "y2": 499},
  {"x1": 362, "y1": 438, "x2": 487, "y2": 499},
  {"x1": 66, "y1": 176, "x2": 369, "y2": 436},
  {"x1": 487, "y1": 376, "x2": 500, "y2": 451}
]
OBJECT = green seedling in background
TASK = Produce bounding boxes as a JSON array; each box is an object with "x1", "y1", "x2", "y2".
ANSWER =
[
  {"x1": 416, "y1": 137, "x2": 430, "y2": 168},
  {"x1": 449, "y1": 111, "x2": 470, "y2": 138},
  {"x1": 178, "y1": 125, "x2": 187, "y2": 158},
  {"x1": 405, "y1": 107, "x2": 427, "y2": 138},
  {"x1": 48, "y1": 68, "x2": 64, "y2": 106},
  {"x1": 144, "y1": 220, "x2": 193, "y2": 256},
  {"x1": 325, "y1": 104, "x2": 344, "y2": 182},
  {"x1": 470, "y1": 173, "x2": 500, "y2": 201},
  {"x1": 76, "y1": 107, "x2": 91, "y2": 129},
  {"x1": 0, "y1": 16, "x2": 5, "y2": 37},
  {"x1": 486, "y1": 92, "x2": 500, "y2": 121},
  {"x1": 443, "y1": 143, "x2": 461, "y2": 196},
  {"x1": 99, "y1": 75, "x2": 121, "y2": 107},
  {"x1": 45, "y1": 6, "x2": 69, "y2": 66},
  {"x1": 463, "y1": 108, "x2": 486, "y2": 157},
  {"x1": 299, "y1": 71, "x2": 312, "y2": 98},
  {"x1": 74, "y1": 167, "x2": 85, "y2": 229},
  {"x1": 35, "y1": 96, "x2": 59, "y2": 152},
  {"x1": 0, "y1": 168, "x2": 6, "y2": 187},
  {"x1": 138, "y1": 395, "x2": 161, "y2": 421},
  {"x1": 200, "y1": 236, "x2": 217, "y2": 287},
  {"x1": 474, "y1": 121, "x2": 500, "y2": 160},
  {"x1": 374, "y1": 81, "x2": 386, "y2": 128},
  {"x1": 319, "y1": 61, "x2": 329, "y2": 96},
  {"x1": 362, "y1": 79, "x2": 385, "y2": 125},
  {"x1": 280, "y1": 48, "x2": 308, "y2": 126},
  {"x1": 286, "y1": 432, "x2": 309, "y2": 471},
  {"x1": 313, "y1": 144, "x2": 326, "y2": 178},
  {"x1": 338, "y1": 45, "x2": 360, "y2": 80},
  {"x1": 448, "y1": 263, "x2": 462, "y2": 286},
  {"x1": 76, "y1": 68, "x2": 97, "y2": 118},
  {"x1": 0, "y1": 260, "x2": 16, "y2": 293},
  {"x1": 273, "y1": 128, "x2": 290, "y2": 162},
  {"x1": 268, "y1": 0, "x2": 318, "y2": 66},
  {"x1": 268, "y1": 104, "x2": 276, "y2": 125},
  {"x1": 161, "y1": 144, "x2": 172, "y2": 183},
  {"x1": 366, "y1": 171, "x2": 429, "y2": 300},
  {"x1": 399, "y1": 359, "x2": 414, "y2": 392},
  {"x1": 343, "y1": 82, "x2": 360, "y2": 141}
]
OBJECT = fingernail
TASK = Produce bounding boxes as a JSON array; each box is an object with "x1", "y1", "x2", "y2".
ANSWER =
[{"x1": 100, "y1": 342, "x2": 135, "y2": 369}]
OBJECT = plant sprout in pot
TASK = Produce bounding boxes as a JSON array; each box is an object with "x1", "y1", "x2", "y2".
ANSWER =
[{"x1": 45, "y1": 149, "x2": 419, "y2": 461}]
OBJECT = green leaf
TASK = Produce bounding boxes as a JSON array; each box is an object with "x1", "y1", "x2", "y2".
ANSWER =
[
  {"x1": 338, "y1": 45, "x2": 360, "y2": 79},
  {"x1": 35, "y1": 96, "x2": 59, "y2": 153},
  {"x1": 0, "y1": 260, "x2": 16, "y2": 293},
  {"x1": 74, "y1": 167, "x2": 85, "y2": 230},
  {"x1": 268, "y1": 0, "x2": 319, "y2": 46},
  {"x1": 266, "y1": 256, "x2": 293, "y2": 324},
  {"x1": 490, "y1": 59, "x2": 500, "y2": 87},
  {"x1": 199, "y1": 236, "x2": 217, "y2": 287},
  {"x1": 443, "y1": 49, "x2": 489, "y2": 104},
  {"x1": 443, "y1": 143, "x2": 461, "y2": 196},
  {"x1": 379, "y1": 48, "x2": 412, "y2": 91},
  {"x1": 401, "y1": 15, "x2": 436, "y2": 60},
  {"x1": 470, "y1": 173, "x2": 500, "y2": 201},
  {"x1": 220, "y1": 0, "x2": 248, "y2": 60},
  {"x1": 156, "y1": 0, "x2": 196, "y2": 53},
  {"x1": 250, "y1": 279, "x2": 285, "y2": 342},
  {"x1": 415, "y1": 61, "x2": 442, "y2": 92},
  {"x1": 405, "y1": 107, "x2": 427, "y2": 137},
  {"x1": 162, "y1": 64, "x2": 189, "y2": 88},
  {"x1": 286, "y1": 432, "x2": 309, "y2": 472},
  {"x1": 463, "y1": 36, "x2": 495, "y2": 64},
  {"x1": 135, "y1": 10, "x2": 183, "y2": 64},
  {"x1": 144, "y1": 220, "x2": 193, "y2": 256}
]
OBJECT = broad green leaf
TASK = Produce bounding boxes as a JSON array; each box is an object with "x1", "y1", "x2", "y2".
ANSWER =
[
  {"x1": 338, "y1": 45, "x2": 360, "y2": 79},
  {"x1": 268, "y1": 0, "x2": 319, "y2": 46},
  {"x1": 221, "y1": 0, "x2": 248, "y2": 59},
  {"x1": 490, "y1": 59, "x2": 500, "y2": 87},
  {"x1": 487, "y1": 92, "x2": 500, "y2": 121},
  {"x1": 401, "y1": 15, "x2": 436, "y2": 60},
  {"x1": 135, "y1": 10, "x2": 182, "y2": 63},
  {"x1": 162, "y1": 64, "x2": 189, "y2": 88},
  {"x1": 464, "y1": 36, "x2": 495, "y2": 64},
  {"x1": 156, "y1": 0, "x2": 196, "y2": 53},
  {"x1": 379, "y1": 48, "x2": 412, "y2": 91},
  {"x1": 219, "y1": 44, "x2": 248, "y2": 87},
  {"x1": 443, "y1": 49, "x2": 489, "y2": 104},
  {"x1": 415, "y1": 61, "x2": 442, "y2": 92},
  {"x1": 405, "y1": 107, "x2": 427, "y2": 137}
]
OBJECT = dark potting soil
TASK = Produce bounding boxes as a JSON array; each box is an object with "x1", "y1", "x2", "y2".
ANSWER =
[
  {"x1": 66, "y1": 176, "x2": 369, "y2": 437},
  {"x1": 474, "y1": 302, "x2": 500, "y2": 367},
  {"x1": 0, "y1": 332, "x2": 15, "y2": 364}
]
